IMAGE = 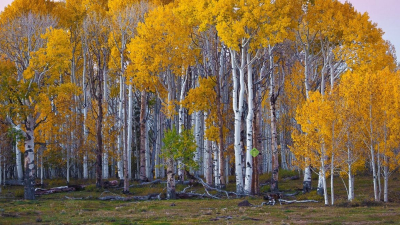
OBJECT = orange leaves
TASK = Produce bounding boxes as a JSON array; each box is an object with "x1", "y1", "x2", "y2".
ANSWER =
[{"x1": 183, "y1": 76, "x2": 216, "y2": 114}]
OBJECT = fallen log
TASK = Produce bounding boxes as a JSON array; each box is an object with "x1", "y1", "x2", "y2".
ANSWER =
[
  {"x1": 103, "y1": 180, "x2": 119, "y2": 188},
  {"x1": 262, "y1": 199, "x2": 319, "y2": 205},
  {"x1": 35, "y1": 186, "x2": 82, "y2": 196},
  {"x1": 282, "y1": 176, "x2": 300, "y2": 181},
  {"x1": 99, "y1": 193, "x2": 162, "y2": 201},
  {"x1": 129, "y1": 179, "x2": 163, "y2": 187}
]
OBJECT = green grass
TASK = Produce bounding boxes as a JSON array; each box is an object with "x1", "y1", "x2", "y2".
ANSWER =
[{"x1": 0, "y1": 172, "x2": 399, "y2": 224}]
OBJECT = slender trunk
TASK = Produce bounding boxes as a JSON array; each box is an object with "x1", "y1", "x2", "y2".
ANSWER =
[
  {"x1": 331, "y1": 152, "x2": 334, "y2": 205},
  {"x1": 269, "y1": 46, "x2": 279, "y2": 193},
  {"x1": 321, "y1": 144, "x2": 328, "y2": 205},
  {"x1": 123, "y1": 87, "x2": 129, "y2": 192},
  {"x1": 166, "y1": 157, "x2": 175, "y2": 199},
  {"x1": 317, "y1": 170, "x2": 324, "y2": 196},
  {"x1": 103, "y1": 151, "x2": 109, "y2": 179},
  {"x1": 117, "y1": 74, "x2": 125, "y2": 179},
  {"x1": 127, "y1": 84, "x2": 133, "y2": 180},
  {"x1": 145, "y1": 118, "x2": 152, "y2": 180},
  {"x1": 178, "y1": 75, "x2": 187, "y2": 181},
  {"x1": 204, "y1": 111, "x2": 213, "y2": 186},
  {"x1": 383, "y1": 158, "x2": 389, "y2": 202},
  {"x1": 369, "y1": 104, "x2": 378, "y2": 201},
  {"x1": 230, "y1": 48, "x2": 244, "y2": 194},
  {"x1": 303, "y1": 51, "x2": 312, "y2": 192},
  {"x1": 155, "y1": 99, "x2": 161, "y2": 178},
  {"x1": 40, "y1": 149, "x2": 43, "y2": 186},
  {"x1": 67, "y1": 140, "x2": 70, "y2": 183},
  {"x1": 244, "y1": 52, "x2": 254, "y2": 194},
  {"x1": 82, "y1": 47, "x2": 88, "y2": 179},
  {"x1": 15, "y1": 139, "x2": 23, "y2": 180},
  {"x1": 348, "y1": 146, "x2": 354, "y2": 201},
  {"x1": 216, "y1": 48, "x2": 226, "y2": 188},
  {"x1": 213, "y1": 141, "x2": 220, "y2": 187},
  {"x1": 377, "y1": 151, "x2": 382, "y2": 202},
  {"x1": 24, "y1": 114, "x2": 36, "y2": 200},
  {"x1": 139, "y1": 90, "x2": 147, "y2": 181},
  {"x1": 95, "y1": 68, "x2": 104, "y2": 188},
  {"x1": 252, "y1": 111, "x2": 260, "y2": 195},
  {"x1": 194, "y1": 111, "x2": 201, "y2": 175}
]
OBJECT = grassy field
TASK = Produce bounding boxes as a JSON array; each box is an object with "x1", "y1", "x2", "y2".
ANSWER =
[{"x1": 0, "y1": 171, "x2": 399, "y2": 224}]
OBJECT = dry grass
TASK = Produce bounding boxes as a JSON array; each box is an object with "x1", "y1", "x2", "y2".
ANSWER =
[{"x1": 0, "y1": 172, "x2": 399, "y2": 224}]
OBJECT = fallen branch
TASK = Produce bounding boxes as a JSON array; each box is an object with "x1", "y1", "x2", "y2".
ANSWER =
[
  {"x1": 193, "y1": 175, "x2": 238, "y2": 198},
  {"x1": 282, "y1": 191, "x2": 300, "y2": 197},
  {"x1": 129, "y1": 179, "x2": 163, "y2": 187},
  {"x1": 35, "y1": 186, "x2": 78, "y2": 196},
  {"x1": 282, "y1": 176, "x2": 300, "y2": 181},
  {"x1": 265, "y1": 199, "x2": 319, "y2": 205},
  {"x1": 98, "y1": 190, "x2": 162, "y2": 201},
  {"x1": 64, "y1": 196, "x2": 83, "y2": 200}
]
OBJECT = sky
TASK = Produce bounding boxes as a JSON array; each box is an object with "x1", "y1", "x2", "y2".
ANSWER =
[{"x1": 0, "y1": 0, "x2": 399, "y2": 59}]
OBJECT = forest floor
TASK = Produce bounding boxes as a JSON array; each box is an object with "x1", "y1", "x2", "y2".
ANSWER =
[{"x1": 0, "y1": 171, "x2": 400, "y2": 224}]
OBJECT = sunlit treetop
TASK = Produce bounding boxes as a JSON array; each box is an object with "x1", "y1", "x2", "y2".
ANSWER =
[{"x1": 0, "y1": 0, "x2": 56, "y2": 22}]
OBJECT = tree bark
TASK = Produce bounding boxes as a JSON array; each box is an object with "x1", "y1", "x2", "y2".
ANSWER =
[
  {"x1": 24, "y1": 114, "x2": 36, "y2": 200},
  {"x1": 216, "y1": 45, "x2": 226, "y2": 189},
  {"x1": 140, "y1": 90, "x2": 148, "y2": 181},
  {"x1": 15, "y1": 139, "x2": 23, "y2": 180},
  {"x1": 230, "y1": 48, "x2": 245, "y2": 195},
  {"x1": 204, "y1": 111, "x2": 213, "y2": 186},
  {"x1": 269, "y1": 47, "x2": 279, "y2": 193},
  {"x1": 244, "y1": 52, "x2": 254, "y2": 194},
  {"x1": 166, "y1": 157, "x2": 176, "y2": 199},
  {"x1": 127, "y1": 84, "x2": 133, "y2": 180}
]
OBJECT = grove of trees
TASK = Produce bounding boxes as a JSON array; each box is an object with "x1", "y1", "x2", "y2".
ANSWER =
[{"x1": 0, "y1": 0, "x2": 398, "y2": 204}]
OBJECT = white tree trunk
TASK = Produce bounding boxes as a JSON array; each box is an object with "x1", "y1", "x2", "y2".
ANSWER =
[
  {"x1": 103, "y1": 151, "x2": 109, "y2": 179},
  {"x1": 178, "y1": 75, "x2": 187, "y2": 181},
  {"x1": 127, "y1": 84, "x2": 133, "y2": 180},
  {"x1": 377, "y1": 152, "x2": 381, "y2": 201},
  {"x1": 244, "y1": 52, "x2": 254, "y2": 194},
  {"x1": 348, "y1": 147, "x2": 354, "y2": 201},
  {"x1": 321, "y1": 144, "x2": 329, "y2": 205},
  {"x1": 82, "y1": 46, "x2": 89, "y2": 180},
  {"x1": 24, "y1": 114, "x2": 36, "y2": 200},
  {"x1": 40, "y1": 150, "x2": 43, "y2": 186},
  {"x1": 348, "y1": 172, "x2": 354, "y2": 201},
  {"x1": 213, "y1": 141, "x2": 220, "y2": 187},
  {"x1": 317, "y1": 170, "x2": 323, "y2": 196},
  {"x1": 383, "y1": 162, "x2": 389, "y2": 202},
  {"x1": 67, "y1": 141, "x2": 70, "y2": 183},
  {"x1": 117, "y1": 74, "x2": 125, "y2": 179},
  {"x1": 204, "y1": 111, "x2": 213, "y2": 186},
  {"x1": 194, "y1": 111, "x2": 201, "y2": 175},
  {"x1": 145, "y1": 118, "x2": 151, "y2": 180},
  {"x1": 15, "y1": 139, "x2": 23, "y2": 180},
  {"x1": 303, "y1": 51, "x2": 312, "y2": 192},
  {"x1": 155, "y1": 102, "x2": 162, "y2": 178},
  {"x1": 331, "y1": 152, "x2": 335, "y2": 205},
  {"x1": 230, "y1": 48, "x2": 245, "y2": 194}
]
